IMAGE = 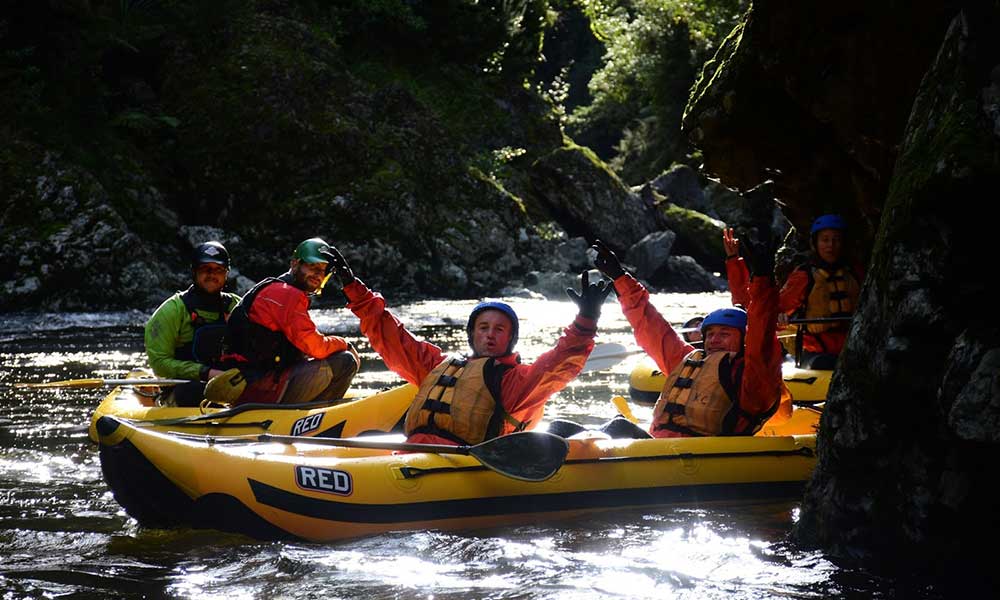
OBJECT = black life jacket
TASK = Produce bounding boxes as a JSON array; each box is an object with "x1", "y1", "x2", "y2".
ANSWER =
[
  {"x1": 222, "y1": 273, "x2": 305, "y2": 371},
  {"x1": 176, "y1": 286, "x2": 232, "y2": 365}
]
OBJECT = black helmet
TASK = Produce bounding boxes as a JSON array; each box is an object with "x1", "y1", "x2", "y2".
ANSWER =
[{"x1": 191, "y1": 241, "x2": 231, "y2": 269}]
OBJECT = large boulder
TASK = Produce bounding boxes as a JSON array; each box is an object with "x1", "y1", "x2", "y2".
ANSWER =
[
  {"x1": 791, "y1": 7, "x2": 1000, "y2": 586},
  {"x1": 527, "y1": 142, "x2": 664, "y2": 257}
]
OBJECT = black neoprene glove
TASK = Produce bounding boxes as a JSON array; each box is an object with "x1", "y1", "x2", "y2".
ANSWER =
[
  {"x1": 321, "y1": 246, "x2": 356, "y2": 287},
  {"x1": 740, "y1": 228, "x2": 778, "y2": 279},
  {"x1": 591, "y1": 239, "x2": 625, "y2": 280},
  {"x1": 566, "y1": 270, "x2": 613, "y2": 320}
]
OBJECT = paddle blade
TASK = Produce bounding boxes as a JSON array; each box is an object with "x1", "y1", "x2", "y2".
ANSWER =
[
  {"x1": 611, "y1": 395, "x2": 639, "y2": 424},
  {"x1": 582, "y1": 343, "x2": 638, "y2": 373},
  {"x1": 469, "y1": 431, "x2": 569, "y2": 482}
]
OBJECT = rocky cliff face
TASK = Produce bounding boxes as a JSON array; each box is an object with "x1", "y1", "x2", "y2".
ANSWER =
[
  {"x1": 685, "y1": 0, "x2": 1000, "y2": 586},
  {"x1": 683, "y1": 0, "x2": 963, "y2": 256}
]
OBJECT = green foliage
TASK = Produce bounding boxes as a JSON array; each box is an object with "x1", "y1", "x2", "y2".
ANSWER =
[
  {"x1": 111, "y1": 111, "x2": 180, "y2": 135},
  {"x1": 327, "y1": 0, "x2": 548, "y2": 82},
  {"x1": 472, "y1": 146, "x2": 529, "y2": 181},
  {"x1": 568, "y1": 0, "x2": 747, "y2": 182},
  {"x1": 0, "y1": 0, "x2": 246, "y2": 155}
]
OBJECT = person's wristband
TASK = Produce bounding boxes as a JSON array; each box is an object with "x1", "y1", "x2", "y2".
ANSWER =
[{"x1": 199, "y1": 365, "x2": 212, "y2": 381}]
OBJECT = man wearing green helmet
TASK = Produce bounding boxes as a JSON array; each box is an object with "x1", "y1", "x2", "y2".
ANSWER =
[
  {"x1": 207, "y1": 237, "x2": 359, "y2": 405},
  {"x1": 144, "y1": 241, "x2": 241, "y2": 406},
  {"x1": 592, "y1": 233, "x2": 790, "y2": 438}
]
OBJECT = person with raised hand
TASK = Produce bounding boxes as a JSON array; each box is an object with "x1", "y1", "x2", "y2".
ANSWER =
[
  {"x1": 207, "y1": 237, "x2": 359, "y2": 405},
  {"x1": 779, "y1": 214, "x2": 864, "y2": 369},
  {"x1": 591, "y1": 235, "x2": 790, "y2": 438},
  {"x1": 144, "y1": 241, "x2": 241, "y2": 406},
  {"x1": 723, "y1": 226, "x2": 750, "y2": 307},
  {"x1": 724, "y1": 215, "x2": 864, "y2": 369},
  {"x1": 328, "y1": 245, "x2": 610, "y2": 446}
]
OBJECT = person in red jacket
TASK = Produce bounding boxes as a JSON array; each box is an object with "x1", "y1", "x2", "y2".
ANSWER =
[
  {"x1": 207, "y1": 238, "x2": 359, "y2": 405},
  {"x1": 324, "y1": 246, "x2": 611, "y2": 446},
  {"x1": 593, "y1": 236, "x2": 790, "y2": 438},
  {"x1": 725, "y1": 215, "x2": 864, "y2": 369}
]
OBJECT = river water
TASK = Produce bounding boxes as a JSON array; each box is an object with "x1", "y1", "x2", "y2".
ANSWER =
[{"x1": 0, "y1": 293, "x2": 943, "y2": 598}]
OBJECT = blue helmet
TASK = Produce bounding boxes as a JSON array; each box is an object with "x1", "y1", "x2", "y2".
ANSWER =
[
  {"x1": 701, "y1": 307, "x2": 747, "y2": 335},
  {"x1": 810, "y1": 214, "x2": 846, "y2": 235},
  {"x1": 467, "y1": 301, "x2": 519, "y2": 355}
]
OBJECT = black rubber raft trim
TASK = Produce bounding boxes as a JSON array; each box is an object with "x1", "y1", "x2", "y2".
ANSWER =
[{"x1": 249, "y1": 478, "x2": 806, "y2": 524}]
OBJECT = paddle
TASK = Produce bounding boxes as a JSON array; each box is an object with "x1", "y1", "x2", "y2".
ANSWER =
[
  {"x1": 611, "y1": 395, "x2": 639, "y2": 424},
  {"x1": 14, "y1": 377, "x2": 189, "y2": 389},
  {"x1": 252, "y1": 430, "x2": 569, "y2": 482},
  {"x1": 788, "y1": 316, "x2": 853, "y2": 325},
  {"x1": 581, "y1": 343, "x2": 644, "y2": 372}
]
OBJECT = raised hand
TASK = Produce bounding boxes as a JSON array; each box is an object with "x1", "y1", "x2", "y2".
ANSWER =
[
  {"x1": 566, "y1": 271, "x2": 613, "y2": 320},
  {"x1": 723, "y1": 227, "x2": 740, "y2": 259},
  {"x1": 740, "y1": 228, "x2": 778, "y2": 279},
  {"x1": 590, "y1": 239, "x2": 625, "y2": 280},
  {"x1": 320, "y1": 246, "x2": 356, "y2": 287}
]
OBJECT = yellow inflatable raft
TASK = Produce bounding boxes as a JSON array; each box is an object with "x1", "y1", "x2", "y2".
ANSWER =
[
  {"x1": 87, "y1": 382, "x2": 417, "y2": 443},
  {"x1": 95, "y1": 407, "x2": 819, "y2": 542},
  {"x1": 628, "y1": 355, "x2": 832, "y2": 405}
]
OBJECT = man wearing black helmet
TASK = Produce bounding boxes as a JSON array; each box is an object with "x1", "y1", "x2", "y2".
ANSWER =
[
  {"x1": 207, "y1": 237, "x2": 359, "y2": 405},
  {"x1": 592, "y1": 236, "x2": 790, "y2": 438},
  {"x1": 322, "y1": 246, "x2": 611, "y2": 446},
  {"x1": 144, "y1": 241, "x2": 241, "y2": 406}
]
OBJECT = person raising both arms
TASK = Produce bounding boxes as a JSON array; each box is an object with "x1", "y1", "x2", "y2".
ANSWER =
[
  {"x1": 144, "y1": 241, "x2": 241, "y2": 406},
  {"x1": 592, "y1": 234, "x2": 791, "y2": 438},
  {"x1": 207, "y1": 237, "x2": 359, "y2": 405},
  {"x1": 324, "y1": 246, "x2": 612, "y2": 446}
]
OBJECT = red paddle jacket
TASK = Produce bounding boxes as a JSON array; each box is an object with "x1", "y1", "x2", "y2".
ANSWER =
[
  {"x1": 247, "y1": 279, "x2": 350, "y2": 359},
  {"x1": 344, "y1": 280, "x2": 598, "y2": 445}
]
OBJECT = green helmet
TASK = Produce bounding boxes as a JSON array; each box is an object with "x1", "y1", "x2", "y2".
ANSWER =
[{"x1": 292, "y1": 237, "x2": 332, "y2": 263}]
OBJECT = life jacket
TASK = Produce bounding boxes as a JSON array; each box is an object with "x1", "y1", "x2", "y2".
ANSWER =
[
  {"x1": 650, "y1": 349, "x2": 776, "y2": 437},
  {"x1": 176, "y1": 286, "x2": 232, "y2": 365},
  {"x1": 803, "y1": 264, "x2": 860, "y2": 329},
  {"x1": 405, "y1": 356, "x2": 521, "y2": 445},
  {"x1": 222, "y1": 274, "x2": 304, "y2": 371},
  {"x1": 794, "y1": 262, "x2": 861, "y2": 354}
]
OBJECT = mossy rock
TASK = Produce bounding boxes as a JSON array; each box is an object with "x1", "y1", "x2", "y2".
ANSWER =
[{"x1": 658, "y1": 203, "x2": 725, "y2": 273}]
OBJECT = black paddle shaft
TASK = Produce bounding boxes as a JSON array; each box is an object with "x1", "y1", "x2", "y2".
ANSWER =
[{"x1": 256, "y1": 431, "x2": 569, "y2": 482}]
